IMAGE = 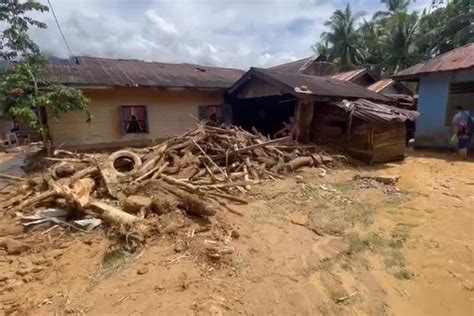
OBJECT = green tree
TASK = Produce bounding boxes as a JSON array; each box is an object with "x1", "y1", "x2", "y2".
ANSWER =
[
  {"x1": 0, "y1": 0, "x2": 89, "y2": 153},
  {"x1": 320, "y1": 4, "x2": 366, "y2": 70},
  {"x1": 311, "y1": 41, "x2": 331, "y2": 61},
  {"x1": 359, "y1": 20, "x2": 385, "y2": 75},
  {"x1": 374, "y1": 0, "x2": 411, "y2": 19},
  {"x1": 378, "y1": 12, "x2": 421, "y2": 75},
  {"x1": 419, "y1": 0, "x2": 473, "y2": 55},
  {"x1": 0, "y1": 0, "x2": 49, "y2": 60}
]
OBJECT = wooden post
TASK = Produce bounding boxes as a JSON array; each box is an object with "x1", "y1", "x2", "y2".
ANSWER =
[{"x1": 295, "y1": 101, "x2": 314, "y2": 142}]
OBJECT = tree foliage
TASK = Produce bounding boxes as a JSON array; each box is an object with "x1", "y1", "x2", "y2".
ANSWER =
[
  {"x1": 0, "y1": 0, "x2": 49, "y2": 60},
  {"x1": 314, "y1": 0, "x2": 473, "y2": 77},
  {"x1": 0, "y1": 0, "x2": 90, "y2": 140}
]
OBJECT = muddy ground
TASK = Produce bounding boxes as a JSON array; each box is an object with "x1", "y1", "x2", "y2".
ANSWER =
[{"x1": 0, "y1": 150, "x2": 473, "y2": 315}]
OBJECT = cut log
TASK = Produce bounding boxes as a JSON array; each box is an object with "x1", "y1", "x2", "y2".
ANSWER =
[
  {"x1": 123, "y1": 195, "x2": 152, "y2": 214},
  {"x1": 283, "y1": 157, "x2": 313, "y2": 171},
  {"x1": 90, "y1": 200, "x2": 138, "y2": 225},
  {"x1": 159, "y1": 182, "x2": 215, "y2": 216}
]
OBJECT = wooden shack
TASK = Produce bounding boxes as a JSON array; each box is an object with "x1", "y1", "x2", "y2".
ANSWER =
[
  {"x1": 227, "y1": 69, "x2": 419, "y2": 163},
  {"x1": 311, "y1": 101, "x2": 409, "y2": 163}
]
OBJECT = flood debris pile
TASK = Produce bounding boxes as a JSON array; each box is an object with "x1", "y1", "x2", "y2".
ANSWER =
[{"x1": 0, "y1": 124, "x2": 341, "y2": 236}]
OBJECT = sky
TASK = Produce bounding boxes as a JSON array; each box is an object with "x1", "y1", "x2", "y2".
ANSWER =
[{"x1": 28, "y1": 0, "x2": 433, "y2": 69}]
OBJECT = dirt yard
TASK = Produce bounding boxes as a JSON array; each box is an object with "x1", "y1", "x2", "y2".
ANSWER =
[{"x1": 0, "y1": 151, "x2": 473, "y2": 315}]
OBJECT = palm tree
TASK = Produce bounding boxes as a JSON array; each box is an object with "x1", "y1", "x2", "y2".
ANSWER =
[
  {"x1": 320, "y1": 4, "x2": 365, "y2": 70},
  {"x1": 359, "y1": 20, "x2": 385, "y2": 75},
  {"x1": 378, "y1": 11, "x2": 421, "y2": 75},
  {"x1": 374, "y1": 0, "x2": 411, "y2": 19},
  {"x1": 311, "y1": 41, "x2": 332, "y2": 61}
]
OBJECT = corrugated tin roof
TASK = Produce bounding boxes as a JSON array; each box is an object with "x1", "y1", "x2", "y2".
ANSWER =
[
  {"x1": 268, "y1": 57, "x2": 337, "y2": 76},
  {"x1": 330, "y1": 68, "x2": 367, "y2": 81},
  {"x1": 393, "y1": 43, "x2": 474, "y2": 80},
  {"x1": 367, "y1": 79, "x2": 396, "y2": 93},
  {"x1": 229, "y1": 68, "x2": 393, "y2": 102},
  {"x1": 40, "y1": 56, "x2": 245, "y2": 89},
  {"x1": 333, "y1": 99, "x2": 419, "y2": 123}
]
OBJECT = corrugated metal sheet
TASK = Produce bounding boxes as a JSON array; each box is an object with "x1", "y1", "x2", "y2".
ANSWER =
[
  {"x1": 268, "y1": 57, "x2": 337, "y2": 76},
  {"x1": 367, "y1": 79, "x2": 395, "y2": 93},
  {"x1": 330, "y1": 68, "x2": 367, "y2": 81},
  {"x1": 333, "y1": 99, "x2": 419, "y2": 123},
  {"x1": 247, "y1": 68, "x2": 393, "y2": 102},
  {"x1": 393, "y1": 43, "x2": 474, "y2": 80},
  {"x1": 40, "y1": 56, "x2": 245, "y2": 89}
]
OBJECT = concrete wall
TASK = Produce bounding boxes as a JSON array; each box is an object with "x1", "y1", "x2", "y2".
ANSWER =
[
  {"x1": 415, "y1": 69, "x2": 474, "y2": 148},
  {"x1": 48, "y1": 87, "x2": 225, "y2": 149}
]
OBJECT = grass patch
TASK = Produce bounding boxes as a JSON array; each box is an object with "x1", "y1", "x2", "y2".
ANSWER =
[
  {"x1": 345, "y1": 227, "x2": 413, "y2": 280},
  {"x1": 102, "y1": 248, "x2": 130, "y2": 271}
]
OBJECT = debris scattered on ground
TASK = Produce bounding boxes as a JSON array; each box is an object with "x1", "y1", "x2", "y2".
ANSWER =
[
  {"x1": 0, "y1": 124, "x2": 344, "y2": 256},
  {"x1": 353, "y1": 174, "x2": 400, "y2": 185},
  {"x1": 352, "y1": 173, "x2": 401, "y2": 194}
]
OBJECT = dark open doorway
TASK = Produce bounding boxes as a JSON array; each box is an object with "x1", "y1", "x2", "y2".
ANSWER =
[{"x1": 231, "y1": 95, "x2": 296, "y2": 138}]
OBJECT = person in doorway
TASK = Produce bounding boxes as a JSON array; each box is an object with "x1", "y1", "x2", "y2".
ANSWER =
[
  {"x1": 274, "y1": 116, "x2": 297, "y2": 138},
  {"x1": 206, "y1": 113, "x2": 219, "y2": 127},
  {"x1": 126, "y1": 115, "x2": 145, "y2": 133}
]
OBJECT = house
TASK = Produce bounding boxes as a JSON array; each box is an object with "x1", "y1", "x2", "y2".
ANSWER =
[
  {"x1": 41, "y1": 57, "x2": 244, "y2": 149},
  {"x1": 227, "y1": 68, "x2": 418, "y2": 163},
  {"x1": 393, "y1": 43, "x2": 474, "y2": 148}
]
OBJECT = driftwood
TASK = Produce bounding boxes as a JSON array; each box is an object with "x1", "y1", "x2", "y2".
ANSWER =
[
  {"x1": 0, "y1": 123, "x2": 342, "y2": 230},
  {"x1": 0, "y1": 173, "x2": 24, "y2": 182},
  {"x1": 283, "y1": 157, "x2": 314, "y2": 171},
  {"x1": 90, "y1": 201, "x2": 138, "y2": 226}
]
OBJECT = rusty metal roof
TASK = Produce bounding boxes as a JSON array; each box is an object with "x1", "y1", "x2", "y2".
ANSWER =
[
  {"x1": 393, "y1": 43, "x2": 474, "y2": 80},
  {"x1": 330, "y1": 68, "x2": 368, "y2": 81},
  {"x1": 333, "y1": 99, "x2": 419, "y2": 123},
  {"x1": 268, "y1": 57, "x2": 337, "y2": 76},
  {"x1": 40, "y1": 56, "x2": 245, "y2": 89},
  {"x1": 228, "y1": 68, "x2": 393, "y2": 102},
  {"x1": 367, "y1": 79, "x2": 396, "y2": 93}
]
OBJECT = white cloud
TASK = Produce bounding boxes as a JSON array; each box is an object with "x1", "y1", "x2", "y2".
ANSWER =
[
  {"x1": 28, "y1": 0, "x2": 433, "y2": 69},
  {"x1": 144, "y1": 10, "x2": 178, "y2": 35}
]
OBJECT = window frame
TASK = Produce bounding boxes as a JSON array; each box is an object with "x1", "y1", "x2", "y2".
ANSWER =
[{"x1": 119, "y1": 105, "x2": 149, "y2": 134}]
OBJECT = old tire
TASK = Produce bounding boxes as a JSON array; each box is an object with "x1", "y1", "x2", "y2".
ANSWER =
[{"x1": 108, "y1": 150, "x2": 142, "y2": 176}]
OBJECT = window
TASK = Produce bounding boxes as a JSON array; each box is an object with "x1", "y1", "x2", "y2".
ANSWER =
[
  {"x1": 120, "y1": 105, "x2": 148, "y2": 134},
  {"x1": 446, "y1": 81, "x2": 474, "y2": 125},
  {"x1": 198, "y1": 105, "x2": 223, "y2": 122}
]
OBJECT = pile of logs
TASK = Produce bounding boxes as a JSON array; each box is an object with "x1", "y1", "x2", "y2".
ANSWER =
[{"x1": 0, "y1": 125, "x2": 339, "y2": 227}]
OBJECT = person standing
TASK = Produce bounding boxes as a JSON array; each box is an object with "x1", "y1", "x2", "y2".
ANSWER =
[
  {"x1": 457, "y1": 120, "x2": 470, "y2": 159},
  {"x1": 453, "y1": 106, "x2": 473, "y2": 159}
]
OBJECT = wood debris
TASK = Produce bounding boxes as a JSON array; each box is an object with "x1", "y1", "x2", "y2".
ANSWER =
[{"x1": 0, "y1": 124, "x2": 342, "y2": 230}]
